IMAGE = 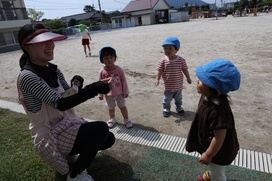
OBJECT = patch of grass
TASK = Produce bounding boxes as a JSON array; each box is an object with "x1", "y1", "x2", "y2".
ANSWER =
[
  {"x1": 1, "y1": 108, "x2": 271, "y2": 181},
  {"x1": 0, "y1": 108, "x2": 137, "y2": 181},
  {"x1": 133, "y1": 147, "x2": 272, "y2": 181},
  {"x1": 0, "y1": 108, "x2": 56, "y2": 181}
]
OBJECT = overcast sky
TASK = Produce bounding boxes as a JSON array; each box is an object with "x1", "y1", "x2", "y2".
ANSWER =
[{"x1": 24, "y1": 0, "x2": 235, "y2": 20}]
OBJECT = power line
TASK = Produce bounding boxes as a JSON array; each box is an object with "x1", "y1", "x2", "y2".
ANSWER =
[
  {"x1": 113, "y1": 0, "x2": 128, "y2": 5},
  {"x1": 25, "y1": 0, "x2": 81, "y2": 6},
  {"x1": 30, "y1": 8, "x2": 83, "y2": 11},
  {"x1": 25, "y1": 0, "x2": 123, "y2": 10}
]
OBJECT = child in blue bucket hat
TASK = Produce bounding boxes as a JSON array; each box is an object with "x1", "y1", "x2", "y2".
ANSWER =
[
  {"x1": 155, "y1": 36, "x2": 192, "y2": 117},
  {"x1": 186, "y1": 58, "x2": 241, "y2": 181}
]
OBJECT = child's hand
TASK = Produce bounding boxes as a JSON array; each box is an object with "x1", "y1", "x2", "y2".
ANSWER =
[
  {"x1": 155, "y1": 80, "x2": 159, "y2": 86},
  {"x1": 123, "y1": 94, "x2": 128, "y2": 98},
  {"x1": 199, "y1": 152, "x2": 212, "y2": 165},
  {"x1": 187, "y1": 78, "x2": 192, "y2": 84}
]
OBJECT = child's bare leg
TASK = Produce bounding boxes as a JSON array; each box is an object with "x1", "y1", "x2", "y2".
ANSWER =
[
  {"x1": 119, "y1": 106, "x2": 132, "y2": 128},
  {"x1": 109, "y1": 108, "x2": 115, "y2": 119},
  {"x1": 107, "y1": 108, "x2": 116, "y2": 128},
  {"x1": 83, "y1": 45, "x2": 87, "y2": 55},
  {"x1": 87, "y1": 45, "x2": 91, "y2": 56},
  {"x1": 119, "y1": 106, "x2": 128, "y2": 119}
]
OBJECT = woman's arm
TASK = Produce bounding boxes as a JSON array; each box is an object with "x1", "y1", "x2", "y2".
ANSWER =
[
  {"x1": 58, "y1": 69, "x2": 70, "y2": 90},
  {"x1": 57, "y1": 81, "x2": 110, "y2": 111},
  {"x1": 19, "y1": 70, "x2": 110, "y2": 111}
]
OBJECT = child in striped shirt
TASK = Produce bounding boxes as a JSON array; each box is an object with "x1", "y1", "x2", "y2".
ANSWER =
[{"x1": 155, "y1": 36, "x2": 192, "y2": 117}]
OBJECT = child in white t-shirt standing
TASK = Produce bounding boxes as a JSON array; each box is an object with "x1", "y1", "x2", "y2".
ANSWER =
[{"x1": 98, "y1": 46, "x2": 133, "y2": 128}]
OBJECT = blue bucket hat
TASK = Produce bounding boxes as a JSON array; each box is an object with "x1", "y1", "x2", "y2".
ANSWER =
[
  {"x1": 196, "y1": 58, "x2": 241, "y2": 94},
  {"x1": 162, "y1": 36, "x2": 180, "y2": 49}
]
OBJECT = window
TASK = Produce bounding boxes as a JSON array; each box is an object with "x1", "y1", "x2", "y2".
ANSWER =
[
  {"x1": 3, "y1": 32, "x2": 14, "y2": 44},
  {"x1": 0, "y1": 32, "x2": 16, "y2": 46},
  {"x1": 0, "y1": 33, "x2": 5, "y2": 46}
]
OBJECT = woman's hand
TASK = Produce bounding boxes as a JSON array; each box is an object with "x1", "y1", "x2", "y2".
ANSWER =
[
  {"x1": 101, "y1": 77, "x2": 114, "y2": 89},
  {"x1": 100, "y1": 77, "x2": 112, "y2": 83}
]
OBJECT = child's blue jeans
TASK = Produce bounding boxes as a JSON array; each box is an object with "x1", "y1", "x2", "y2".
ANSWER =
[{"x1": 163, "y1": 90, "x2": 182, "y2": 110}]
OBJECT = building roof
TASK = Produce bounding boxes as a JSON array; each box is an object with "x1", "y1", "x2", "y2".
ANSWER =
[
  {"x1": 121, "y1": 0, "x2": 161, "y2": 13},
  {"x1": 121, "y1": 0, "x2": 207, "y2": 13},
  {"x1": 166, "y1": 0, "x2": 208, "y2": 8},
  {"x1": 61, "y1": 11, "x2": 100, "y2": 23}
]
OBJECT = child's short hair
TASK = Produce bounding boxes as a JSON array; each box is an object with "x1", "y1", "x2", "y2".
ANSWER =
[{"x1": 99, "y1": 46, "x2": 117, "y2": 63}]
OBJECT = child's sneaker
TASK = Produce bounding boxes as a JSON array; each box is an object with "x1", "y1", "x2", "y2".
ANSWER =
[
  {"x1": 163, "y1": 109, "x2": 170, "y2": 117},
  {"x1": 124, "y1": 118, "x2": 133, "y2": 128},
  {"x1": 89, "y1": 52, "x2": 92, "y2": 56},
  {"x1": 197, "y1": 170, "x2": 211, "y2": 181},
  {"x1": 176, "y1": 107, "x2": 185, "y2": 114},
  {"x1": 107, "y1": 118, "x2": 117, "y2": 128}
]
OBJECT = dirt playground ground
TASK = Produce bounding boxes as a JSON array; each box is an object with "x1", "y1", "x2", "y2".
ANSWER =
[{"x1": 0, "y1": 13, "x2": 271, "y2": 155}]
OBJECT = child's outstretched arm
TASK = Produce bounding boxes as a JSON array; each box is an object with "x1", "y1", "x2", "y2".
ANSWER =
[
  {"x1": 155, "y1": 71, "x2": 162, "y2": 86},
  {"x1": 199, "y1": 129, "x2": 226, "y2": 165},
  {"x1": 182, "y1": 69, "x2": 192, "y2": 84}
]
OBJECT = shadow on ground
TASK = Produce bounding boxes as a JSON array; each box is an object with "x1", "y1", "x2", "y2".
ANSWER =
[{"x1": 56, "y1": 139, "x2": 272, "y2": 181}]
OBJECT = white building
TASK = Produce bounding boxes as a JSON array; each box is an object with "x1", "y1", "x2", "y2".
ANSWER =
[
  {"x1": 111, "y1": 0, "x2": 170, "y2": 28},
  {"x1": 0, "y1": 0, "x2": 30, "y2": 53}
]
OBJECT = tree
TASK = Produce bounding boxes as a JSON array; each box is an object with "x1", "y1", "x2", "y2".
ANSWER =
[
  {"x1": 240, "y1": 0, "x2": 249, "y2": 9},
  {"x1": 234, "y1": 0, "x2": 249, "y2": 16},
  {"x1": 45, "y1": 19, "x2": 65, "y2": 29},
  {"x1": 83, "y1": 5, "x2": 95, "y2": 12},
  {"x1": 79, "y1": 20, "x2": 90, "y2": 27},
  {"x1": 69, "y1": 18, "x2": 77, "y2": 26},
  {"x1": 45, "y1": 19, "x2": 66, "y2": 34},
  {"x1": 27, "y1": 8, "x2": 44, "y2": 21}
]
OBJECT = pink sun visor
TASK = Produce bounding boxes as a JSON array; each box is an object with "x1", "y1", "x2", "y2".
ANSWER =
[{"x1": 22, "y1": 29, "x2": 67, "y2": 46}]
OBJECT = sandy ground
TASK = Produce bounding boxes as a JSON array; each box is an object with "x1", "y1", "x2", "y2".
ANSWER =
[{"x1": 1, "y1": 13, "x2": 271, "y2": 154}]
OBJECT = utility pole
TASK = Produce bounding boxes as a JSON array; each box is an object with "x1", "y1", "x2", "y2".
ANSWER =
[{"x1": 98, "y1": 0, "x2": 103, "y2": 24}]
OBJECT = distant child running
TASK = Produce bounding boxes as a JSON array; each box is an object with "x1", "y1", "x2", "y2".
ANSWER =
[
  {"x1": 79, "y1": 24, "x2": 92, "y2": 57},
  {"x1": 98, "y1": 46, "x2": 133, "y2": 128},
  {"x1": 186, "y1": 58, "x2": 241, "y2": 181},
  {"x1": 155, "y1": 36, "x2": 192, "y2": 117}
]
